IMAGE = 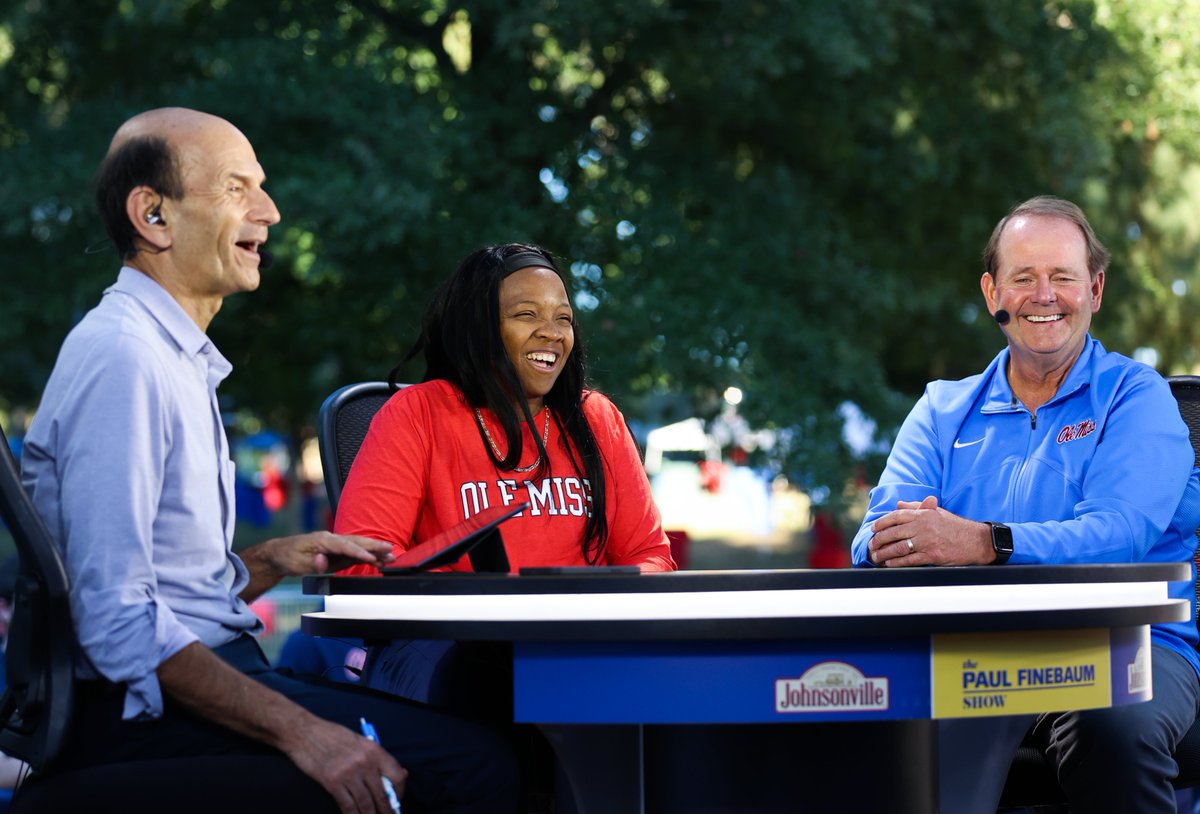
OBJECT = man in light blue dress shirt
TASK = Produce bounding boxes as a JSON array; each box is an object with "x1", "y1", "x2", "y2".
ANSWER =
[{"x1": 21, "y1": 108, "x2": 518, "y2": 813}]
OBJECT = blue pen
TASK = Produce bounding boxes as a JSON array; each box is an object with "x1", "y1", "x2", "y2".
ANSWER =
[{"x1": 359, "y1": 717, "x2": 403, "y2": 814}]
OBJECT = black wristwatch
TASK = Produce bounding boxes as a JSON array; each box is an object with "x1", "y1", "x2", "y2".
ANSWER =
[{"x1": 987, "y1": 522, "x2": 1013, "y2": 565}]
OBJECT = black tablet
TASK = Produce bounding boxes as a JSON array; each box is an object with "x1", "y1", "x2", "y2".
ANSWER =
[{"x1": 379, "y1": 501, "x2": 527, "y2": 574}]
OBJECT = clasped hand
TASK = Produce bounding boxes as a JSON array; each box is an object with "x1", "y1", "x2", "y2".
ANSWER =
[{"x1": 868, "y1": 496, "x2": 992, "y2": 567}]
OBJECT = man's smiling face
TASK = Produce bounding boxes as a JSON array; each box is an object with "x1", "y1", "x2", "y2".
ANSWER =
[{"x1": 982, "y1": 213, "x2": 1104, "y2": 375}]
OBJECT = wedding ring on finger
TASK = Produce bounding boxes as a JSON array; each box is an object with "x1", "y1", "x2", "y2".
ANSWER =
[{"x1": 905, "y1": 538, "x2": 915, "y2": 554}]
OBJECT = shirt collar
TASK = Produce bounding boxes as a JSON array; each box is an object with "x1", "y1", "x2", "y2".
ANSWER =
[
  {"x1": 983, "y1": 335, "x2": 1096, "y2": 411},
  {"x1": 109, "y1": 267, "x2": 232, "y2": 381}
]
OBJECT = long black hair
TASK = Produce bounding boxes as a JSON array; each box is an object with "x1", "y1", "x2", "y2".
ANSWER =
[{"x1": 390, "y1": 243, "x2": 610, "y2": 563}]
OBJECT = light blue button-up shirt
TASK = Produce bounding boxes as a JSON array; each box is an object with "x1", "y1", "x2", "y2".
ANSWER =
[{"x1": 23, "y1": 267, "x2": 262, "y2": 720}]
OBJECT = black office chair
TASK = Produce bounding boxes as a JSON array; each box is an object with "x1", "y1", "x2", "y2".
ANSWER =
[
  {"x1": 0, "y1": 424, "x2": 337, "y2": 813},
  {"x1": 317, "y1": 381, "x2": 397, "y2": 515},
  {"x1": 997, "y1": 374, "x2": 1200, "y2": 808},
  {"x1": 0, "y1": 424, "x2": 74, "y2": 774}
]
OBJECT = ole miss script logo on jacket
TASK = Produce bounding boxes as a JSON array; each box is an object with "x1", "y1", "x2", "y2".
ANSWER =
[{"x1": 1056, "y1": 418, "x2": 1096, "y2": 445}]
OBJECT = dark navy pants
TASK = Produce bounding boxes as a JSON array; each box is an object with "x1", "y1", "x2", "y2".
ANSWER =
[
  {"x1": 61, "y1": 635, "x2": 521, "y2": 814},
  {"x1": 1031, "y1": 644, "x2": 1200, "y2": 813}
]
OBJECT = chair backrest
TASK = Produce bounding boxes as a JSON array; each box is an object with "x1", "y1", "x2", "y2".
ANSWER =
[
  {"x1": 1167, "y1": 375, "x2": 1200, "y2": 618},
  {"x1": 317, "y1": 382, "x2": 395, "y2": 515},
  {"x1": 1169, "y1": 375, "x2": 1200, "y2": 463},
  {"x1": 0, "y1": 424, "x2": 75, "y2": 771}
]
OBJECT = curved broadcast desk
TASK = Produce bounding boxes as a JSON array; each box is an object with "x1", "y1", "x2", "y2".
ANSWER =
[{"x1": 302, "y1": 564, "x2": 1190, "y2": 814}]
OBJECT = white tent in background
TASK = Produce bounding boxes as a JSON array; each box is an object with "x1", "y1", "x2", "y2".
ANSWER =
[{"x1": 644, "y1": 417, "x2": 720, "y2": 475}]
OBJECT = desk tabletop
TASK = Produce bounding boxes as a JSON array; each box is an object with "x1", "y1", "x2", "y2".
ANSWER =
[
  {"x1": 302, "y1": 563, "x2": 1191, "y2": 641},
  {"x1": 304, "y1": 562, "x2": 1190, "y2": 595}
]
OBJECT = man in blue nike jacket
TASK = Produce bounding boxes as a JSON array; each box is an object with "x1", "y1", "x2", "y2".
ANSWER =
[{"x1": 852, "y1": 196, "x2": 1200, "y2": 814}]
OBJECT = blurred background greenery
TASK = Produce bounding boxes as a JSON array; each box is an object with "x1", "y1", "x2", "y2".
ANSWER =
[{"x1": 3, "y1": 0, "x2": 1200, "y2": 549}]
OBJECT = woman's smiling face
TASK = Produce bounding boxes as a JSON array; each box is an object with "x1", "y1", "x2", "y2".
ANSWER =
[{"x1": 498, "y1": 266, "x2": 575, "y2": 412}]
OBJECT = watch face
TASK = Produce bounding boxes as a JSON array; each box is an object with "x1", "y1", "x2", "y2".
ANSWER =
[{"x1": 991, "y1": 523, "x2": 1013, "y2": 562}]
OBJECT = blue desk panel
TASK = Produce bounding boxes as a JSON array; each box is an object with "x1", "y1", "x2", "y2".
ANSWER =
[
  {"x1": 515, "y1": 625, "x2": 1152, "y2": 725},
  {"x1": 515, "y1": 637, "x2": 932, "y2": 723}
]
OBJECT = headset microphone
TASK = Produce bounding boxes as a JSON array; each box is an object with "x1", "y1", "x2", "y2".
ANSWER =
[
  {"x1": 994, "y1": 309, "x2": 1011, "y2": 326},
  {"x1": 258, "y1": 249, "x2": 274, "y2": 270}
]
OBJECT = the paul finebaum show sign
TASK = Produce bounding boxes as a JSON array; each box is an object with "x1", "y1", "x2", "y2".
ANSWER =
[{"x1": 770, "y1": 627, "x2": 1147, "y2": 720}]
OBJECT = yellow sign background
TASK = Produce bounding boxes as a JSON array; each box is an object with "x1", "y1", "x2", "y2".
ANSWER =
[{"x1": 932, "y1": 628, "x2": 1111, "y2": 718}]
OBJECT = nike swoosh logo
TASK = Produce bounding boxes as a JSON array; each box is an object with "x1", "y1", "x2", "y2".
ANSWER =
[{"x1": 953, "y1": 438, "x2": 984, "y2": 448}]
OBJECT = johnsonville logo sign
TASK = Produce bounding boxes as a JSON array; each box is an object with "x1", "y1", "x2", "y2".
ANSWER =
[{"x1": 775, "y1": 661, "x2": 890, "y2": 713}]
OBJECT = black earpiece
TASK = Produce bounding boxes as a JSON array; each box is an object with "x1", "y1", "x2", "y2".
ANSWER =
[{"x1": 146, "y1": 205, "x2": 164, "y2": 226}]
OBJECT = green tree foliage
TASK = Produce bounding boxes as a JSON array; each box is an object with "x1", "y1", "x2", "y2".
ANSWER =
[
  {"x1": 1, "y1": 0, "x2": 1195, "y2": 499},
  {"x1": 1086, "y1": 0, "x2": 1200, "y2": 373}
]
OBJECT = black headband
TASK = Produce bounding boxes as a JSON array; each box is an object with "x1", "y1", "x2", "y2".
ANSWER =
[{"x1": 503, "y1": 251, "x2": 557, "y2": 275}]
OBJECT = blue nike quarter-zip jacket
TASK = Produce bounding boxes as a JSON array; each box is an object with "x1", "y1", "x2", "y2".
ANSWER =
[{"x1": 852, "y1": 336, "x2": 1200, "y2": 675}]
